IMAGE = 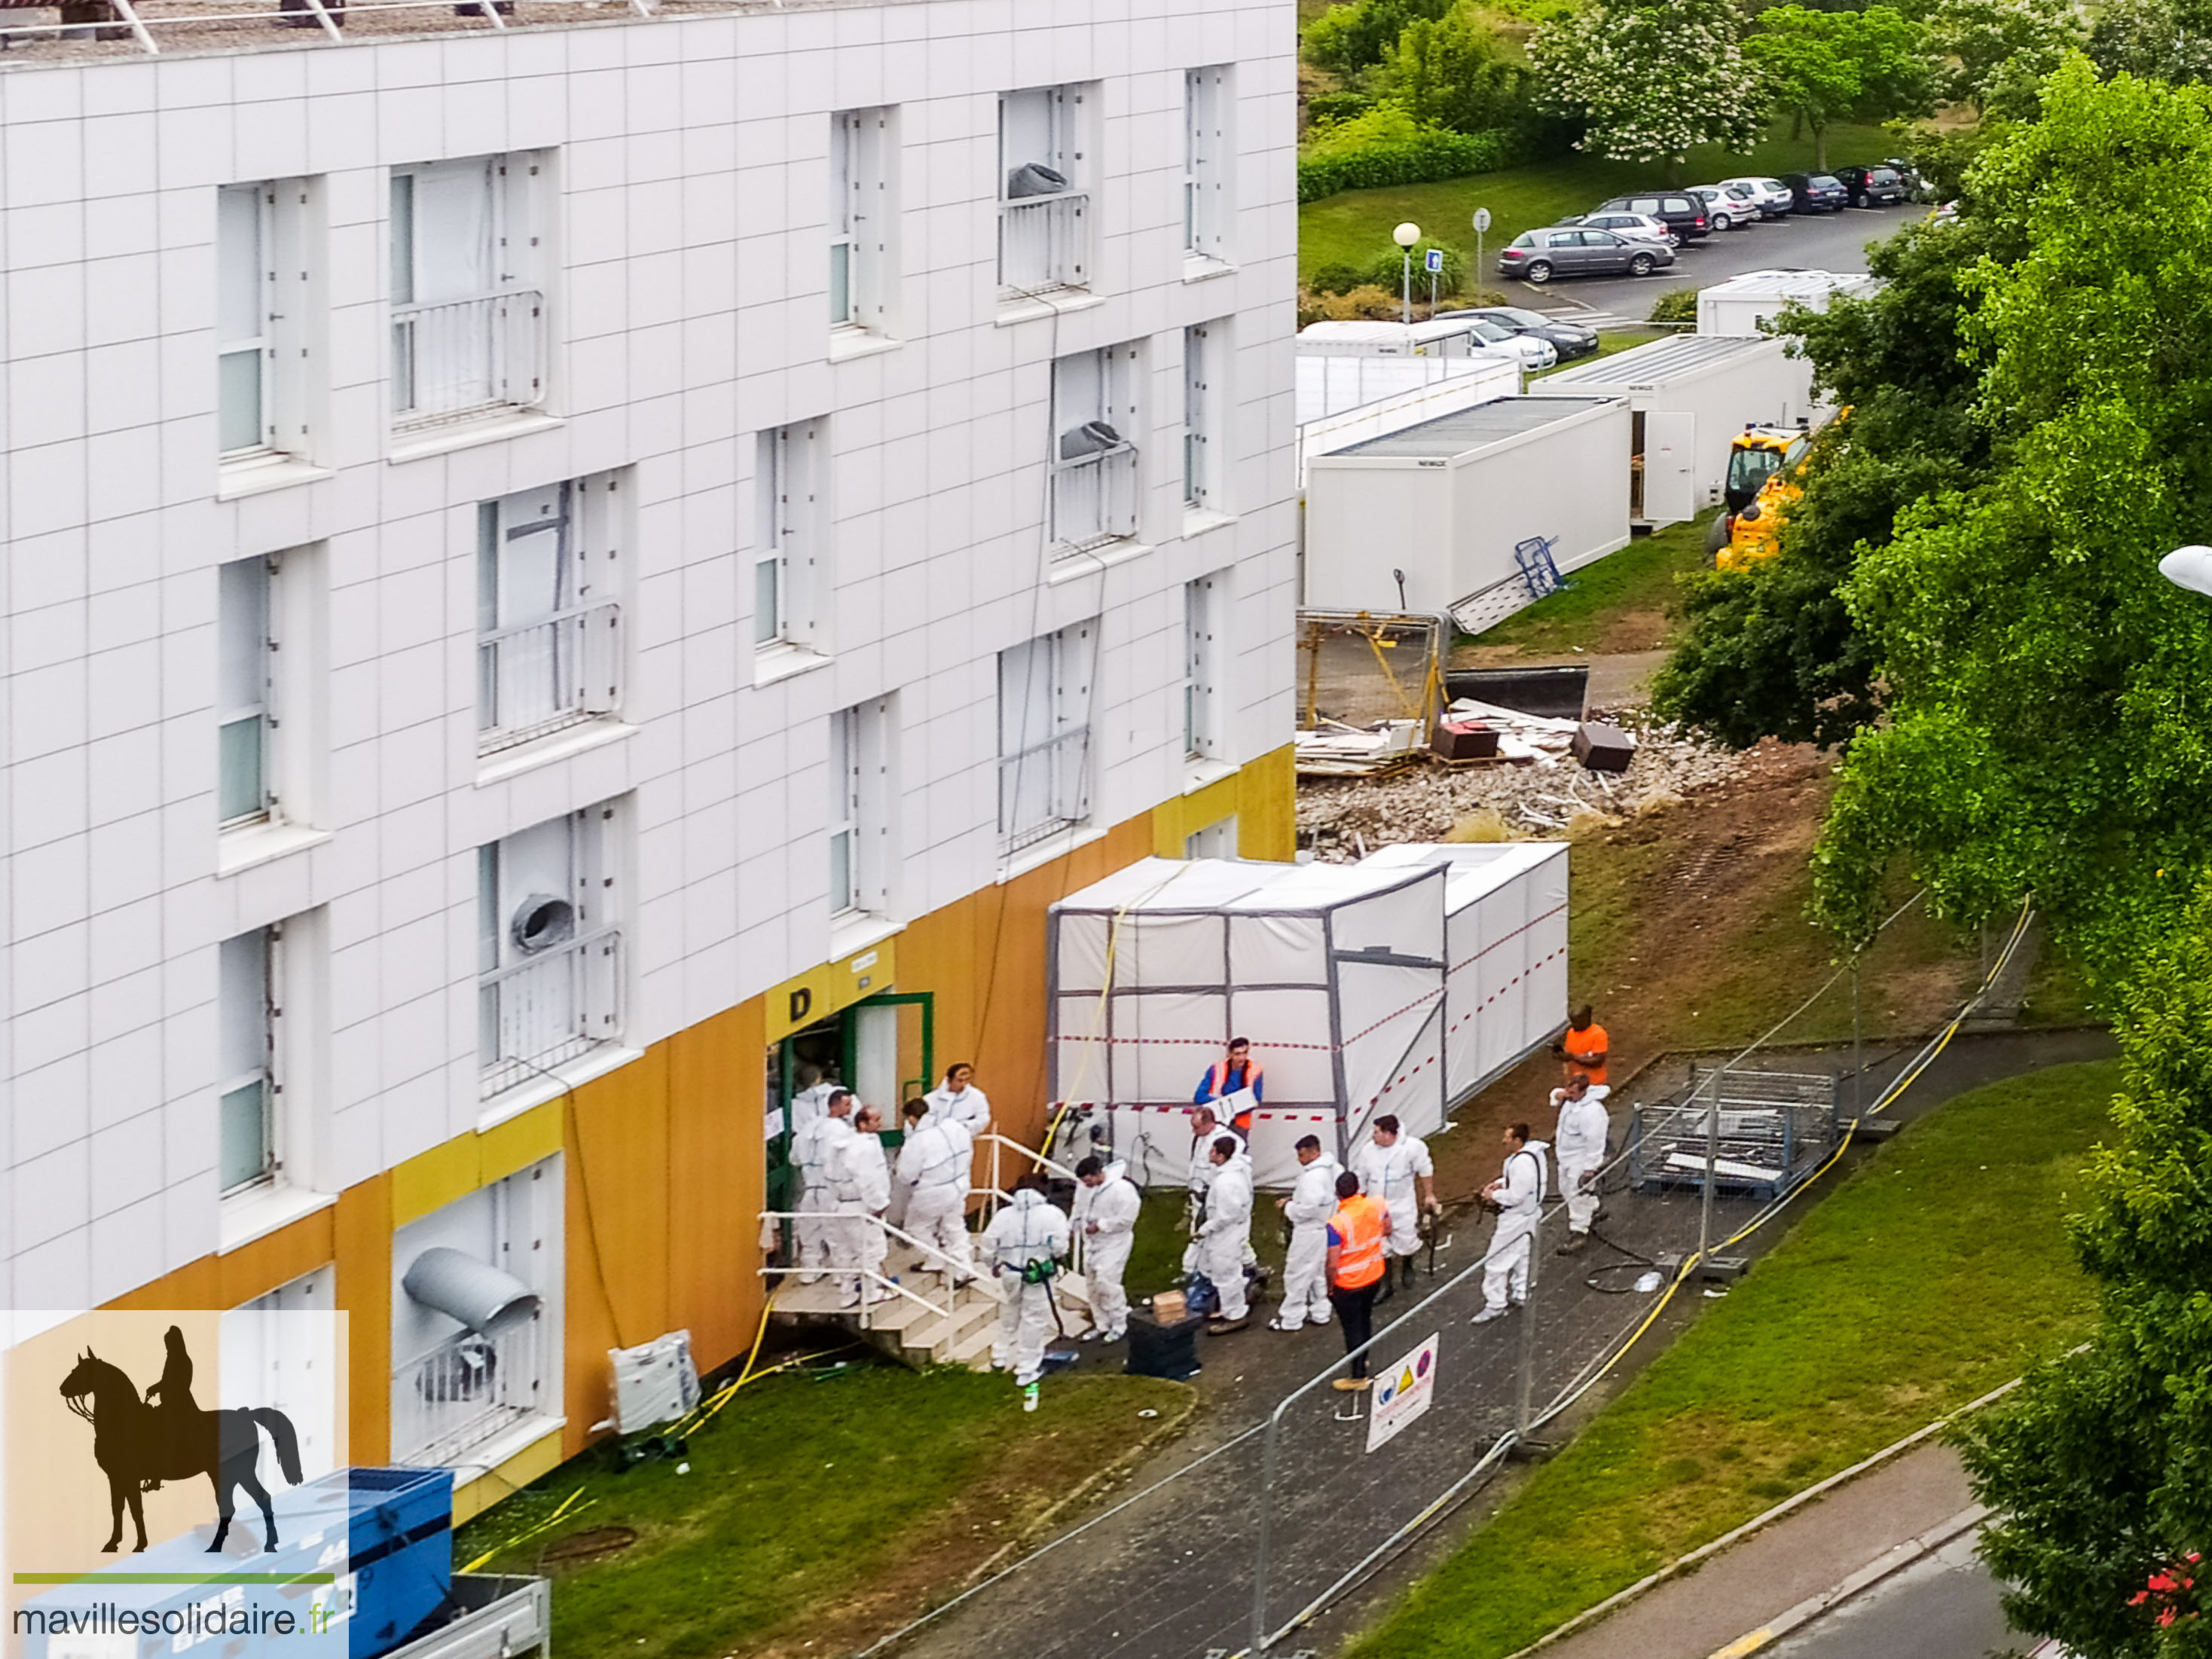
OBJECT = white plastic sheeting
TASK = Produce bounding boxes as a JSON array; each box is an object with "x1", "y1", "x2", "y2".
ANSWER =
[{"x1": 1048, "y1": 847, "x2": 1569, "y2": 1187}]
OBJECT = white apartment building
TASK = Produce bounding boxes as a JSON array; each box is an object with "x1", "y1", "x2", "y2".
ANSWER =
[{"x1": 0, "y1": 0, "x2": 1297, "y2": 1508}]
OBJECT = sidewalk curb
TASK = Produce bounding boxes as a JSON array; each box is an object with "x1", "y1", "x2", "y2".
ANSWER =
[
  {"x1": 1703, "y1": 1502, "x2": 1991, "y2": 1658},
  {"x1": 1504, "y1": 1374, "x2": 2023, "y2": 1659}
]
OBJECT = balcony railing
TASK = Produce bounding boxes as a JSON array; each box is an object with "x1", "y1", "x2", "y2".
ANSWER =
[
  {"x1": 478, "y1": 600, "x2": 622, "y2": 755},
  {"x1": 998, "y1": 194, "x2": 1089, "y2": 293},
  {"x1": 998, "y1": 728, "x2": 1092, "y2": 854},
  {"x1": 479, "y1": 927, "x2": 622, "y2": 1099},
  {"x1": 1049, "y1": 445, "x2": 1139, "y2": 555},
  {"x1": 392, "y1": 1315, "x2": 544, "y2": 1468},
  {"x1": 393, "y1": 289, "x2": 545, "y2": 432}
]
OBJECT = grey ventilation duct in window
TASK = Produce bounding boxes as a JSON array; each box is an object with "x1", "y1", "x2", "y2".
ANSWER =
[
  {"x1": 402, "y1": 1246, "x2": 541, "y2": 1335},
  {"x1": 509, "y1": 893, "x2": 575, "y2": 955},
  {"x1": 1059, "y1": 420, "x2": 1123, "y2": 461},
  {"x1": 1007, "y1": 162, "x2": 1068, "y2": 200}
]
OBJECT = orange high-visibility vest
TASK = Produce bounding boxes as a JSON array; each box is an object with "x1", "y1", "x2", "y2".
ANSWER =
[
  {"x1": 1563, "y1": 1023, "x2": 1610, "y2": 1086},
  {"x1": 1202, "y1": 1059, "x2": 1263, "y2": 1131},
  {"x1": 1329, "y1": 1193, "x2": 1389, "y2": 1290}
]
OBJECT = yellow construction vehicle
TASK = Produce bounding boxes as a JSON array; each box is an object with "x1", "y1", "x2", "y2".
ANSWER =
[{"x1": 1706, "y1": 422, "x2": 1813, "y2": 570}]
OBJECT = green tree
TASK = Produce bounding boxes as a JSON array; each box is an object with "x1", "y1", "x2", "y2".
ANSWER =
[
  {"x1": 1528, "y1": 0, "x2": 1768, "y2": 171},
  {"x1": 1743, "y1": 5, "x2": 1939, "y2": 170},
  {"x1": 1651, "y1": 214, "x2": 1998, "y2": 749},
  {"x1": 1812, "y1": 60, "x2": 2212, "y2": 987},
  {"x1": 1305, "y1": 0, "x2": 1456, "y2": 74},
  {"x1": 1958, "y1": 878, "x2": 2212, "y2": 1657},
  {"x1": 2085, "y1": 0, "x2": 2212, "y2": 84},
  {"x1": 1376, "y1": 2, "x2": 1528, "y2": 133},
  {"x1": 1927, "y1": 0, "x2": 2081, "y2": 115}
]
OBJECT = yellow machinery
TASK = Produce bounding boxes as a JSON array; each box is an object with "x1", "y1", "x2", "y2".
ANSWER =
[{"x1": 1707, "y1": 423, "x2": 1811, "y2": 570}]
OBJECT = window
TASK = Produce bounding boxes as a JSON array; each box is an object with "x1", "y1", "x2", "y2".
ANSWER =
[
  {"x1": 218, "y1": 926, "x2": 279, "y2": 1194},
  {"x1": 756, "y1": 420, "x2": 826, "y2": 655},
  {"x1": 831, "y1": 108, "x2": 896, "y2": 335},
  {"x1": 477, "y1": 472, "x2": 624, "y2": 756},
  {"x1": 390, "y1": 153, "x2": 545, "y2": 432},
  {"x1": 1049, "y1": 345, "x2": 1140, "y2": 554},
  {"x1": 218, "y1": 179, "x2": 316, "y2": 468},
  {"x1": 1184, "y1": 573, "x2": 1225, "y2": 763},
  {"x1": 998, "y1": 85, "x2": 1092, "y2": 294},
  {"x1": 222, "y1": 1266, "x2": 339, "y2": 1485},
  {"x1": 1185, "y1": 818, "x2": 1236, "y2": 859},
  {"x1": 830, "y1": 698, "x2": 894, "y2": 918},
  {"x1": 1184, "y1": 322, "x2": 1229, "y2": 514},
  {"x1": 1184, "y1": 67, "x2": 1233, "y2": 266},
  {"x1": 217, "y1": 556, "x2": 273, "y2": 827},
  {"x1": 998, "y1": 622, "x2": 1097, "y2": 853},
  {"x1": 478, "y1": 805, "x2": 622, "y2": 1099}
]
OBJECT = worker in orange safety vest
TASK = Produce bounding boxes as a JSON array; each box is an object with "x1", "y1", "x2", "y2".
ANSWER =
[
  {"x1": 1324, "y1": 1174, "x2": 1393, "y2": 1392},
  {"x1": 1193, "y1": 1037, "x2": 1263, "y2": 1132},
  {"x1": 1552, "y1": 1005, "x2": 1609, "y2": 1088}
]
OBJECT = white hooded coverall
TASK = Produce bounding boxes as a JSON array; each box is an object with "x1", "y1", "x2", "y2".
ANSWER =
[
  {"x1": 1196, "y1": 1160, "x2": 1255, "y2": 1321},
  {"x1": 923, "y1": 1083, "x2": 992, "y2": 1140},
  {"x1": 1071, "y1": 1163, "x2": 1141, "y2": 1339},
  {"x1": 790, "y1": 1113, "x2": 852, "y2": 1280},
  {"x1": 1482, "y1": 1141, "x2": 1551, "y2": 1313},
  {"x1": 981, "y1": 1189, "x2": 1073, "y2": 1385},
  {"x1": 896, "y1": 1117, "x2": 975, "y2": 1280},
  {"x1": 828, "y1": 1128, "x2": 892, "y2": 1303},
  {"x1": 1553, "y1": 1086, "x2": 1612, "y2": 1235},
  {"x1": 1353, "y1": 1134, "x2": 1435, "y2": 1260},
  {"x1": 1280, "y1": 1153, "x2": 1343, "y2": 1327},
  {"x1": 1184, "y1": 1126, "x2": 1255, "y2": 1273}
]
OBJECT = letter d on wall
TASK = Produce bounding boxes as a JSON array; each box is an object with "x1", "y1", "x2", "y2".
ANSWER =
[{"x1": 790, "y1": 987, "x2": 813, "y2": 1025}]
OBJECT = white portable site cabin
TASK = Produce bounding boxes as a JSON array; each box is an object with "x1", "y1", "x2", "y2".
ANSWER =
[
  {"x1": 1302, "y1": 396, "x2": 1632, "y2": 628},
  {"x1": 1046, "y1": 846, "x2": 1569, "y2": 1189},
  {"x1": 1297, "y1": 317, "x2": 1511, "y2": 359},
  {"x1": 1295, "y1": 352, "x2": 1520, "y2": 484},
  {"x1": 1539, "y1": 334, "x2": 1817, "y2": 528},
  {"x1": 1696, "y1": 268, "x2": 1881, "y2": 336}
]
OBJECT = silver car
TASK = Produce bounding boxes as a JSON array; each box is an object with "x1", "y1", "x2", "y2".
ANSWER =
[
  {"x1": 1719, "y1": 175, "x2": 1794, "y2": 218},
  {"x1": 1499, "y1": 227, "x2": 1676, "y2": 284},
  {"x1": 1689, "y1": 183, "x2": 1760, "y2": 230},
  {"x1": 1560, "y1": 210, "x2": 1676, "y2": 247},
  {"x1": 1463, "y1": 315, "x2": 1558, "y2": 369}
]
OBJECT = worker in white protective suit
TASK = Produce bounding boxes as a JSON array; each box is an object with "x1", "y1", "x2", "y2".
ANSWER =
[
  {"x1": 788, "y1": 1089, "x2": 855, "y2": 1282},
  {"x1": 828, "y1": 1104, "x2": 893, "y2": 1309},
  {"x1": 896, "y1": 1097, "x2": 976, "y2": 1285},
  {"x1": 981, "y1": 1176, "x2": 1072, "y2": 1386},
  {"x1": 922, "y1": 1062, "x2": 992, "y2": 1139},
  {"x1": 1352, "y1": 1114, "x2": 1438, "y2": 1302},
  {"x1": 1551, "y1": 1074, "x2": 1613, "y2": 1253},
  {"x1": 1196, "y1": 1136, "x2": 1255, "y2": 1332},
  {"x1": 1072, "y1": 1154, "x2": 1141, "y2": 1343},
  {"x1": 788, "y1": 1065, "x2": 839, "y2": 1134},
  {"x1": 1181, "y1": 1108, "x2": 1254, "y2": 1274},
  {"x1": 1271, "y1": 1135, "x2": 1343, "y2": 1331},
  {"x1": 1473, "y1": 1122, "x2": 1550, "y2": 1324}
]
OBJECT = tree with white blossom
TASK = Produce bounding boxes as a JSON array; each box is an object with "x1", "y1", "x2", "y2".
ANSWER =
[{"x1": 1529, "y1": 0, "x2": 1768, "y2": 174}]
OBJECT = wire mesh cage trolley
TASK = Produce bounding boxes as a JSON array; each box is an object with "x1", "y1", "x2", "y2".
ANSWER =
[{"x1": 1627, "y1": 1066, "x2": 1840, "y2": 1199}]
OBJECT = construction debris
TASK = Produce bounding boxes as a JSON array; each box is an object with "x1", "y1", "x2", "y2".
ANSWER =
[{"x1": 1299, "y1": 710, "x2": 1764, "y2": 860}]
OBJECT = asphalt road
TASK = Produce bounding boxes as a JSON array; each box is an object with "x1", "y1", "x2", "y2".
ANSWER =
[
  {"x1": 1771, "y1": 1532, "x2": 2021, "y2": 1659},
  {"x1": 1521, "y1": 200, "x2": 1919, "y2": 321}
]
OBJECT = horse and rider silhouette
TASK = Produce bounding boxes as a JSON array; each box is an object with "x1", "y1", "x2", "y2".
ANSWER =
[{"x1": 60, "y1": 1326, "x2": 304, "y2": 1554}]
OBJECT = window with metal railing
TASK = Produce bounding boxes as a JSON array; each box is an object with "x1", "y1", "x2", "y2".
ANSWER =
[
  {"x1": 998, "y1": 84, "x2": 1093, "y2": 295},
  {"x1": 478, "y1": 805, "x2": 623, "y2": 1099},
  {"x1": 998, "y1": 622, "x2": 1098, "y2": 853},
  {"x1": 1050, "y1": 344, "x2": 1141, "y2": 554},
  {"x1": 476, "y1": 473, "x2": 625, "y2": 755},
  {"x1": 390, "y1": 153, "x2": 548, "y2": 432},
  {"x1": 392, "y1": 1312, "x2": 544, "y2": 1467}
]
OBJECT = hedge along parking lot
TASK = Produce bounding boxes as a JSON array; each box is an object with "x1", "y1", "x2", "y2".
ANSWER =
[{"x1": 1299, "y1": 118, "x2": 1895, "y2": 286}]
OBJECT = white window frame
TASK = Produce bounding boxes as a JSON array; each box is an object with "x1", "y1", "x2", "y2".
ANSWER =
[
  {"x1": 1183, "y1": 322, "x2": 1230, "y2": 515},
  {"x1": 1184, "y1": 573, "x2": 1227, "y2": 765},
  {"x1": 1049, "y1": 344, "x2": 1141, "y2": 555},
  {"x1": 1184, "y1": 67, "x2": 1234, "y2": 268},
  {"x1": 390, "y1": 153, "x2": 547, "y2": 433},
  {"x1": 218, "y1": 178, "x2": 319, "y2": 475},
  {"x1": 756, "y1": 420, "x2": 827, "y2": 657},
  {"x1": 218, "y1": 924, "x2": 281, "y2": 1196},
  {"x1": 998, "y1": 622, "x2": 1098, "y2": 853},
  {"x1": 217, "y1": 555, "x2": 275, "y2": 830},
  {"x1": 830, "y1": 697, "x2": 894, "y2": 918},
  {"x1": 831, "y1": 108, "x2": 897, "y2": 337},
  {"x1": 478, "y1": 805, "x2": 624, "y2": 1100},
  {"x1": 998, "y1": 84, "x2": 1092, "y2": 295},
  {"x1": 475, "y1": 472, "x2": 625, "y2": 756}
]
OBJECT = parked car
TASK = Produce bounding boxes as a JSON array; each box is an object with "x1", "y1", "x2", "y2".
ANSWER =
[
  {"x1": 1499, "y1": 227, "x2": 1675, "y2": 284},
  {"x1": 1719, "y1": 176, "x2": 1795, "y2": 218},
  {"x1": 1436, "y1": 305, "x2": 1602, "y2": 361},
  {"x1": 1780, "y1": 171, "x2": 1849, "y2": 213},
  {"x1": 1688, "y1": 183, "x2": 1761, "y2": 231},
  {"x1": 1592, "y1": 191, "x2": 1712, "y2": 240},
  {"x1": 1881, "y1": 157, "x2": 1937, "y2": 202},
  {"x1": 1462, "y1": 314, "x2": 1559, "y2": 370},
  {"x1": 1558, "y1": 210, "x2": 1676, "y2": 247},
  {"x1": 1832, "y1": 163, "x2": 1906, "y2": 207}
]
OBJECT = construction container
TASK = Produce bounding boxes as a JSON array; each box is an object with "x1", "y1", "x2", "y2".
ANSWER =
[
  {"x1": 1538, "y1": 335, "x2": 1819, "y2": 527},
  {"x1": 1696, "y1": 268, "x2": 1881, "y2": 335},
  {"x1": 1302, "y1": 396, "x2": 1633, "y2": 629}
]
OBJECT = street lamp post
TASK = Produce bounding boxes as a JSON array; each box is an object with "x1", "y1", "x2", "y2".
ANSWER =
[{"x1": 1394, "y1": 221, "x2": 1422, "y2": 325}]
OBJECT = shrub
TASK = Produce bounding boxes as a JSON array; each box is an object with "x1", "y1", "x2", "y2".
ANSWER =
[
  {"x1": 1304, "y1": 91, "x2": 1376, "y2": 126},
  {"x1": 1376, "y1": 3, "x2": 1529, "y2": 135},
  {"x1": 1296, "y1": 125, "x2": 1517, "y2": 202},
  {"x1": 1647, "y1": 286, "x2": 1701, "y2": 325},
  {"x1": 1304, "y1": 0, "x2": 1455, "y2": 73},
  {"x1": 1309, "y1": 263, "x2": 1370, "y2": 295},
  {"x1": 1297, "y1": 284, "x2": 1408, "y2": 323},
  {"x1": 1365, "y1": 239, "x2": 1467, "y2": 297}
]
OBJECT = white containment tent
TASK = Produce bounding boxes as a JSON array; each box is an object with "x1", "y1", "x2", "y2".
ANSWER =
[{"x1": 1047, "y1": 847, "x2": 1569, "y2": 1187}]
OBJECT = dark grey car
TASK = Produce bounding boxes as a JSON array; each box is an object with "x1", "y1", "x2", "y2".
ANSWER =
[{"x1": 1497, "y1": 226, "x2": 1676, "y2": 284}]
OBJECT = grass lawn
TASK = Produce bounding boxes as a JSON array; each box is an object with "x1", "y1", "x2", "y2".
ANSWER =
[
  {"x1": 1349, "y1": 1058, "x2": 2117, "y2": 1658},
  {"x1": 1459, "y1": 508, "x2": 1715, "y2": 657},
  {"x1": 1300, "y1": 120, "x2": 1896, "y2": 286},
  {"x1": 1122, "y1": 1187, "x2": 1294, "y2": 1305},
  {"x1": 454, "y1": 1366, "x2": 1191, "y2": 1659}
]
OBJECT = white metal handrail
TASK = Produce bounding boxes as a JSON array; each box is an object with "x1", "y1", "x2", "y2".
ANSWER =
[
  {"x1": 392, "y1": 1315, "x2": 542, "y2": 1466},
  {"x1": 998, "y1": 728, "x2": 1092, "y2": 853},
  {"x1": 393, "y1": 289, "x2": 546, "y2": 431},
  {"x1": 479, "y1": 927, "x2": 621, "y2": 1099},
  {"x1": 478, "y1": 599, "x2": 621, "y2": 755},
  {"x1": 0, "y1": 0, "x2": 662, "y2": 53},
  {"x1": 758, "y1": 1210, "x2": 976, "y2": 1333},
  {"x1": 1049, "y1": 444, "x2": 1138, "y2": 554},
  {"x1": 998, "y1": 192, "x2": 1089, "y2": 292}
]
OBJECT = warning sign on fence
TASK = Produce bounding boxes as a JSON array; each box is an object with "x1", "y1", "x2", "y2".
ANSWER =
[{"x1": 1365, "y1": 1331, "x2": 1440, "y2": 1452}]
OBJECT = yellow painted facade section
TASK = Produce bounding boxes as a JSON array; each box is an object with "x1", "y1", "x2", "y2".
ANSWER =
[{"x1": 97, "y1": 746, "x2": 1295, "y2": 1498}]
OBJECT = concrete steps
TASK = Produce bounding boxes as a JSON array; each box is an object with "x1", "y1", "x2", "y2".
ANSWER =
[{"x1": 772, "y1": 1258, "x2": 1095, "y2": 1371}]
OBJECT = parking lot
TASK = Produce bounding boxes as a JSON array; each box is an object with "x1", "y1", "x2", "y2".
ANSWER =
[{"x1": 1526, "y1": 200, "x2": 1917, "y2": 319}]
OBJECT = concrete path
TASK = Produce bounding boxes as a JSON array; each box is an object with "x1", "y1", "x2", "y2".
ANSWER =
[{"x1": 1770, "y1": 1528, "x2": 2011, "y2": 1659}]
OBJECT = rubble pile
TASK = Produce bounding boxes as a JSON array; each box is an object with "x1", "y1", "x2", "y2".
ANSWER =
[{"x1": 1299, "y1": 710, "x2": 1767, "y2": 861}]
